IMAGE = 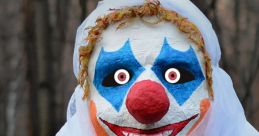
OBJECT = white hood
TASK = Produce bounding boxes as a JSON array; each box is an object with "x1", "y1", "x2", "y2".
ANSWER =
[{"x1": 57, "y1": 0, "x2": 259, "y2": 136}]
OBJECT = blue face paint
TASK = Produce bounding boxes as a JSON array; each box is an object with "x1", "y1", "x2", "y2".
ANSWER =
[
  {"x1": 152, "y1": 38, "x2": 205, "y2": 106},
  {"x1": 93, "y1": 40, "x2": 145, "y2": 111}
]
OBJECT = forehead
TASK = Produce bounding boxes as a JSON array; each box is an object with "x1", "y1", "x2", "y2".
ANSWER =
[{"x1": 89, "y1": 18, "x2": 204, "y2": 73}]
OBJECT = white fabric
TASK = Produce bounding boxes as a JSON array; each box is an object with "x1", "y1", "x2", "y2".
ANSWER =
[
  {"x1": 57, "y1": 0, "x2": 259, "y2": 135},
  {"x1": 190, "y1": 66, "x2": 258, "y2": 136},
  {"x1": 57, "y1": 86, "x2": 96, "y2": 136}
]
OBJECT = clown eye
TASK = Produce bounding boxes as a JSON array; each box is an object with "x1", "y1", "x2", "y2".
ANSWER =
[
  {"x1": 114, "y1": 69, "x2": 130, "y2": 85},
  {"x1": 165, "y1": 68, "x2": 180, "y2": 83},
  {"x1": 164, "y1": 68, "x2": 194, "y2": 84},
  {"x1": 102, "y1": 69, "x2": 131, "y2": 87}
]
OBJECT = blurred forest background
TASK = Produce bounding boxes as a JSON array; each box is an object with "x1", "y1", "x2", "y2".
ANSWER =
[{"x1": 0, "y1": 0, "x2": 258, "y2": 136}]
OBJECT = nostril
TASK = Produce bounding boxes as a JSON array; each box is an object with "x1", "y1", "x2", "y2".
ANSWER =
[{"x1": 126, "y1": 80, "x2": 170, "y2": 124}]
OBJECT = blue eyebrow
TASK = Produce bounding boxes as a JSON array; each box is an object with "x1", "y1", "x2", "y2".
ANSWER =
[
  {"x1": 151, "y1": 37, "x2": 205, "y2": 106},
  {"x1": 93, "y1": 39, "x2": 144, "y2": 112}
]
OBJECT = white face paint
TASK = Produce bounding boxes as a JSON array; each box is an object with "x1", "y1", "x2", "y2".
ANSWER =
[{"x1": 88, "y1": 18, "x2": 210, "y2": 136}]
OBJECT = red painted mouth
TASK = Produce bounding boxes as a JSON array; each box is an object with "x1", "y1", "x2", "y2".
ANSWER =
[{"x1": 99, "y1": 114, "x2": 198, "y2": 136}]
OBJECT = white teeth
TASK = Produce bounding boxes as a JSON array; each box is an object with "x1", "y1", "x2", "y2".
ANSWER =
[
  {"x1": 122, "y1": 131, "x2": 129, "y2": 136},
  {"x1": 122, "y1": 130, "x2": 173, "y2": 136},
  {"x1": 129, "y1": 133, "x2": 139, "y2": 136},
  {"x1": 163, "y1": 130, "x2": 173, "y2": 136}
]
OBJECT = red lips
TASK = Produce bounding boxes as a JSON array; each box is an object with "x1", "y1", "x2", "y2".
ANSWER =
[{"x1": 99, "y1": 114, "x2": 198, "y2": 136}]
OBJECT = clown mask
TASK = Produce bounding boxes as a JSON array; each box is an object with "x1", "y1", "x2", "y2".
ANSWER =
[{"x1": 87, "y1": 18, "x2": 211, "y2": 136}]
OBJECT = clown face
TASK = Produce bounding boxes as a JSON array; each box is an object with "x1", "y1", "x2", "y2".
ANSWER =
[{"x1": 88, "y1": 18, "x2": 210, "y2": 136}]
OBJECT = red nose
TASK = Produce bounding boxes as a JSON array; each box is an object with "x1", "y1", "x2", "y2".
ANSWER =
[{"x1": 126, "y1": 80, "x2": 170, "y2": 124}]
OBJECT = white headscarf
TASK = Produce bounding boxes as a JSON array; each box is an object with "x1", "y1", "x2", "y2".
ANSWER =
[{"x1": 56, "y1": 0, "x2": 259, "y2": 135}]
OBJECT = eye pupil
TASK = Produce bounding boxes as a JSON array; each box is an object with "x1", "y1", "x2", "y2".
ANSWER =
[
  {"x1": 170, "y1": 72, "x2": 176, "y2": 80},
  {"x1": 118, "y1": 73, "x2": 126, "y2": 81}
]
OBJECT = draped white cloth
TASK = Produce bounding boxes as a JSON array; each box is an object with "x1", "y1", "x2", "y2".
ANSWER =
[{"x1": 56, "y1": 0, "x2": 259, "y2": 135}]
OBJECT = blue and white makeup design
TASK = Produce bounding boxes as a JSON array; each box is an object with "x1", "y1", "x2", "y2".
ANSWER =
[
  {"x1": 152, "y1": 38, "x2": 205, "y2": 106},
  {"x1": 93, "y1": 40, "x2": 145, "y2": 111}
]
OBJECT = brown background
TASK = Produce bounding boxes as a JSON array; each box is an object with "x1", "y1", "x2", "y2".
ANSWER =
[{"x1": 0, "y1": 0, "x2": 258, "y2": 136}]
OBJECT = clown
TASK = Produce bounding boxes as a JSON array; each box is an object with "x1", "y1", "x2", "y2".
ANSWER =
[{"x1": 57, "y1": 0, "x2": 259, "y2": 136}]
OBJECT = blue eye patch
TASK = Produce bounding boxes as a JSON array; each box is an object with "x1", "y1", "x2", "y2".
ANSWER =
[
  {"x1": 93, "y1": 39, "x2": 145, "y2": 111},
  {"x1": 151, "y1": 37, "x2": 205, "y2": 106}
]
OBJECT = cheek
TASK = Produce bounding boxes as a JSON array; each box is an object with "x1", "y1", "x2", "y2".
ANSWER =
[
  {"x1": 89, "y1": 100, "x2": 108, "y2": 136},
  {"x1": 187, "y1": 98, "x2": 211, "y2": 135}
]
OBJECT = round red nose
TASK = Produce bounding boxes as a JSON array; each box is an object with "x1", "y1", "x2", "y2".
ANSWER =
[{"x1": 126, "y1": 80, "x2": 170, "y2": 124}]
